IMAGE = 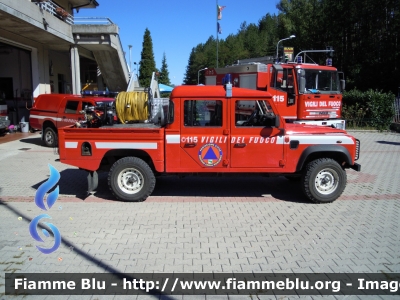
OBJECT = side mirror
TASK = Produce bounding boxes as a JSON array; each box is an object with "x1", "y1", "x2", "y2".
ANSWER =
[
  {"x1": 167, "y1": 100, "x2": 174, "y2": 124},
  {"x1": 299, "y1": 70, "x2": 306, "y2": 94},
  {"x1": 340, "y1": 79, "x2": 346, "y2": 91},
  {"x1": 262, "y1": 113, "x2": 280, "y2": 127},
  {"x1": 274, "y1": 115, "x2": 280, "y2": 128}
]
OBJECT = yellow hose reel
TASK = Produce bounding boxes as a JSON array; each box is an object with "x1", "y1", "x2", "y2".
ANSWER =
[{"x1": 115, "y1": 91, "x2": 149, "y2": 123}]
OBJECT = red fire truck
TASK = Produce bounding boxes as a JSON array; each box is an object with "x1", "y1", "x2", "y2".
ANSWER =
[
  {"x1": 29, "y1": 93, "x2": 115, "y2": 147},
  {"x1": 205, "y1": 53, "x2": 346, "y2": 129},
  {"x1": 58, "y1": 83, "x2": 360, "y2": 204}
]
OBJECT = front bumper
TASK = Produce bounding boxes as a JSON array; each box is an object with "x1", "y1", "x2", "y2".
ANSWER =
[{"x1": 350, "y1": 163, "x2": 361, "y2": 172}]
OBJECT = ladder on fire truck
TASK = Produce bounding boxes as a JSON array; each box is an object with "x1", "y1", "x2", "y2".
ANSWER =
[
  {"x1": 233, "y1": 56, "x2": 275, "y2": 66},
  {"x1": 126, "y1": 72, "x2": 161, "y2": 98}
]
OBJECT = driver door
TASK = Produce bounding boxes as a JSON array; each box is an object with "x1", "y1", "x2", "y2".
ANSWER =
[
  {"x1": 230, "y1": 99, "x2": 283, "y2": 168},
  {"x1": 269, "y1": 65, "x2": 297, "y2": 120}
]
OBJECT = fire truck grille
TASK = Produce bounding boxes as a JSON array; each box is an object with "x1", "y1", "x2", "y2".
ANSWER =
[{"x1": 355, "y1": 139, "x2": 360, "y2": 160}]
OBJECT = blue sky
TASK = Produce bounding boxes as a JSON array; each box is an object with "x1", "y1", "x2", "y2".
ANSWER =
[{"x1": 76, "y1": 0, "x2": 279, "y2": 86}]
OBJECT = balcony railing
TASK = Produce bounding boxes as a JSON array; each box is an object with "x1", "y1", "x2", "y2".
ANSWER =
[
  {"x1": 32, "y1": 0, "x2": 74, "y2": 25},
  {"x1": 73, "y1": 17, "x2": 114, "y2": 25}
]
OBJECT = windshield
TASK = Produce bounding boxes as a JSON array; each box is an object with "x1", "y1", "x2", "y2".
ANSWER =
[
  {"x1": 300, "y1": 69, "x2": 340, "y2": 94},
  {"x1": 95, "y1": 101, "x2": 114, "y2": 107}
]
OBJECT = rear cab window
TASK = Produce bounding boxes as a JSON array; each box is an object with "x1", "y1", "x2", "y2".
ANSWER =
[{"x1": 64, "y1": 100, "x2": 79, "y2": 114}]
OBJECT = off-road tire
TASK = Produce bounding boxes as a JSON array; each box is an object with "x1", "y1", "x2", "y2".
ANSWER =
[
  {"x1": 43, "y1": 127, "x2": 57, "y2": 147},
  {"x1": 301, "y1": 158, "x2": 346, "y2": 203},
  {"x1": 108, "y1": 157, "x2": 155, "y2": 202}
]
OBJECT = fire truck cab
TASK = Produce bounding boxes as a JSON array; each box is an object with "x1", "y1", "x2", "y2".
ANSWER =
[{"x1": 205, "y1": 56, "x2": 346, "y2": 129}]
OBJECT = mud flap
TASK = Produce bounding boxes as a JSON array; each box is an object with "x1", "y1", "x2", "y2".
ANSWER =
[{"x1": 87, "y1": 171, "x2": 98, "y2": 194}]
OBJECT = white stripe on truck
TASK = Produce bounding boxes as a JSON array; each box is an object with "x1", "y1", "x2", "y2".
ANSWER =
[
  {"x1": 166, "y1": 134, "x2": 180, "y2": 144},
  {"x1": 95, "y1": 142, "x2": 157, "y2": 149},
  {"x1": 65, "y1": 142, "x2": 78, "y2": 148},
  {"x1": 29, "y1": 115, "x2": 62, "y2": 121},
  {"x1": 289, "y1": 135, "x2": 354, "y2": 145}
]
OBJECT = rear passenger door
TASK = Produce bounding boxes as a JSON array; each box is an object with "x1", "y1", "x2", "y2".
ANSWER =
[
  {"x1": 57, "y1": 99, "x2": 83, "y2": 127},
  {"x1": 178, "y1": 98, "x2": 229, "y2": 171}
]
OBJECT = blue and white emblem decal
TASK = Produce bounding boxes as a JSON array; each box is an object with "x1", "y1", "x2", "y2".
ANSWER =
[{"x1": 198, "y1": 143, "x2": 223, "y2": 167}]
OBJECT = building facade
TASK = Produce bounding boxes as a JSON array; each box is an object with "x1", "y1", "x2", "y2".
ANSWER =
[{"x1": 0, "y1": 0, "x2": 128, "y2": 124}]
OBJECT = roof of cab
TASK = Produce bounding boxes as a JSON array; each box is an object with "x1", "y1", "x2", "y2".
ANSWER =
[
  {"x1": 33, "y1": 94, "x2": 114, "y2": 111},
  {"x1": 170, "y1": 85, "x2": 272, "y2": 99},
  {"x1": 36, "y1": 94, "x2": 114, "y2": 101}
]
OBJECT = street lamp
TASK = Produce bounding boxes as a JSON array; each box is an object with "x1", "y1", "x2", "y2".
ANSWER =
[
  {"x1": 276, "y1": 35, "x2": 295, "y2": 61},
  {"x1": 128, "y1": 45, "x2": 132, "y2": 73},
  {"x1": 198, "y1": 67, "x2": 208, "y2": 85}
]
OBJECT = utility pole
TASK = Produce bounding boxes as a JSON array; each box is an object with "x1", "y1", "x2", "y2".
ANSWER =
[{"x1": 216, "y1": 0, "x2": 218, "y2": 68}]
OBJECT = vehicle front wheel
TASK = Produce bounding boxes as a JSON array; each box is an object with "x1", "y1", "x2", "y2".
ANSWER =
[
  {"x1": 43, "y1": 127, "x2": 57, "y2": 147},
  {"x1": 108, "y1": 157, "x2": 155, "y2": 202},
  {"x1": 302, "y1": 158, "x2": 346, "y2": 203}
]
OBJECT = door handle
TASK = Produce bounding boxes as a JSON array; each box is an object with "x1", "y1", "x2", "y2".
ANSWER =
[
  {"x1": 184, "y1": 143, "x2": 197, "y2": 148},
  {"x1": 234, "y1": 143, "x2": 246, "y2": 148}
]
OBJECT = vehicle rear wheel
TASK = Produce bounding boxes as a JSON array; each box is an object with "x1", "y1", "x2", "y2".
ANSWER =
[
  {"x1": 108, "y1": 157, "x2": 155, "y2": 202},
  {"x1": 302, "y1": 158, "x2": 346, "y2": 203},
  {"x1": 43, "y1": 127, "x2": 57, "y2": 147}
]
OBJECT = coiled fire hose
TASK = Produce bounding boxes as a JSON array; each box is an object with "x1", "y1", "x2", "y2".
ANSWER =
[{"x1": 115, "y1": 91, "x2": 149, "y2": 123}]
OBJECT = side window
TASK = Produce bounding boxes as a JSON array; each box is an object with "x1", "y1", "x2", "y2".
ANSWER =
[
  {"x1": 286, "y1": 69, "x2": 295, "y2": 94},
  {"x1": 184, "y1": 100, "x2": 222, "y2": 127},
  {"x1": 82, "y1": 101, "x2": 92, "y2": 110},
  {"x1": 270, "y1": 67, "x2": 285, "y2": 89},
  {"x1": 168, "y1": 100, "x2": 174, "y2": 124},
  {"x1": 275, "y1": 69, "x2": 284, "y2": 89},
  {"x1": 235, "y1": 100, "x2": 275, "y2": 127},
  {"x1": 65, "y1": 100, "x2": 79, "y2": 114},
  {"x1": 269, "y1": 67, "x2": 276, "y2": 88},
  {"x1": 271, "y1": 68, "x2": 294, "y2": 93},
  {"x1": 235, "y1": 100, "x2": 256, "y2": 126}
]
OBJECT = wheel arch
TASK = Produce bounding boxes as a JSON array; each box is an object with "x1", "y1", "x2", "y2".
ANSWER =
[
  {"x1": 99, "y1": 149, "x2": 155, "y2": 172},
  {"x1": 296, "y1": 145, "x2": 352, "y2": 172},
  {"x1": 42, "y1": 120, "x2": 57, "y2": 140}
]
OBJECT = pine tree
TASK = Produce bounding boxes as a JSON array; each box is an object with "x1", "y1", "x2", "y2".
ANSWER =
[
  {"x1": 139, "y1": 28, "x2": 157, "y2": 87},
  {"x1": 183, "y1": 48, "x2": 198, "y2": 85},
  {"x1": 159, "y1": 52, "x2": 171, "y2": 85},
  {"x1": 183, "y1": 1, "x2": 399, "y2": 93}
]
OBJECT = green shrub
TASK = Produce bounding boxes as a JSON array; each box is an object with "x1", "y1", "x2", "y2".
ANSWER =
[
  {"x1": 365, "y1": 90, "x2": 395, "y2": 130},
  {"x1": 343, "y1": 89, "x2": 395, "y2": 130},
  {"x1": 342, "y1": 102, "x2": 368, "y2": 128}
]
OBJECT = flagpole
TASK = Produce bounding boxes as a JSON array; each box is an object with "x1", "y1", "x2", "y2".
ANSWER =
[{"x1": 216, "y1": 0, "x2": 219, "y2": 68}]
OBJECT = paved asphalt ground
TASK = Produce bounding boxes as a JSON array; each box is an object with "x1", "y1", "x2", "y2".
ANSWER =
[{"x1": 0, "y1": 131, "x2": 399, "y2": 300}]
